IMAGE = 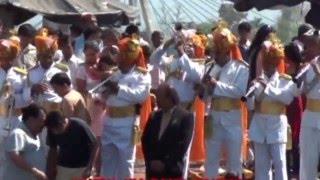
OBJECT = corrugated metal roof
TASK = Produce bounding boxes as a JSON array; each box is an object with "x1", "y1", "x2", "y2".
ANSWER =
[
  {"x1": 0, "y1": 0, "x2": 139, "y2": 25},
  {"x1": 0, "y1": 0, "x2": 7, "y2": 5}
]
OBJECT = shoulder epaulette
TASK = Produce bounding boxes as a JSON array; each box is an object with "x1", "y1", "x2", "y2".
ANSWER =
[
  {"x1": 135, "y1": 66, "x2": 148, "y2": 74},
  {"x1": 280, "y1": 73, "x2": 292, "y2": 80},
  {"x1": 235, "y1": 60, "x2": 249, "y2": 68},
  {"x1": 13, "y1": 67, "x2": 28, "y2": 76},
  {"x1": 111, "y1": 66, "x2": 119, "y2": 72},
  {"x1": 54, "y1": 63, "x2": 69, "y2": 72}
]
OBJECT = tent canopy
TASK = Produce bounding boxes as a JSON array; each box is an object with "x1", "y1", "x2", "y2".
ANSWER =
[{"x1": 0, "y1": 0, "x2": 139, "y2": 26}]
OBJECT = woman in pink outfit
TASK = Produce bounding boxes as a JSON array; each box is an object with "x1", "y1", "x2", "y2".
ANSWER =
[{"x1": 76, "y1": 41, "x2": 106, "y2": 138}]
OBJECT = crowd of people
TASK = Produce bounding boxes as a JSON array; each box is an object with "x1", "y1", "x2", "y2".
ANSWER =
[{"x1": 0, "y1": 13, "x2": 320, "y2": 180}]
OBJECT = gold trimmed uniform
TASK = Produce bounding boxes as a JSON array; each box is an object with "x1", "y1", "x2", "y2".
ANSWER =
[{"x1": 100, "y1": 66, "x2": 151, "y2": 179}]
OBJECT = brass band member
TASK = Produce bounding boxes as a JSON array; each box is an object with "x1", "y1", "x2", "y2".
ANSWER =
[{"x1": 247, "y1": 34, "x2": 298, "y2": 180}]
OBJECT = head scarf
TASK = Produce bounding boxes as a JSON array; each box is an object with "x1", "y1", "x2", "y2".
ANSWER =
[
  {"x1": 212, "y1": 20, "x2": 243, "y2": 61},
  {"x1": 0, "y1": 39, "x2": 20, "y2": 60},
  {"x1": 9, "y1": 36, "x2": 20, "y2": 47},
  {"x1": 192, "y1": 34, "x2": 207, "y2": 58},
  {"x1": 261, "y1": 33, "x2": 285, "y2": 73},
  {"x1": 118, "y1": 37, "x2": 146, "y2": 68},
  {"x1": 34, "y1": 28, "x2": 58, "y2": 55}
]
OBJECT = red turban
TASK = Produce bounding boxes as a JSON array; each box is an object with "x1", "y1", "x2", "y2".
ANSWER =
[
  {"x1": 261, "y1": 33, "x2": 285, "y2": 73},
  {"x1": 118, "y1": 37, "x2": 146, "y2": 68},
  {"x1": 0, "y1": 39, "x2": 20, "y2": 60},
  {"x1": 212, "y1": 21, "x2": 243, "y2": 61},
  {"x1": 35, "y1": 28, "x2": 58, "y2": 55}
]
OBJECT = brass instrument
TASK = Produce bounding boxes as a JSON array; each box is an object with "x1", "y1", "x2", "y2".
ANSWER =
[{"x1": 198, "y1": 57, "x2": 216, "y2": 99}]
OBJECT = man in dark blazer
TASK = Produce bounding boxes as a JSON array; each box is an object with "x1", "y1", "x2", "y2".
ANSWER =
[{"x1": 142, "y1": 83, "x2": 194, "y2": 179}]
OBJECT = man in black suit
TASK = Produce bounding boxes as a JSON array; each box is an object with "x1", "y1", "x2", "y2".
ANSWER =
[{"x1": 142, "y1": 83, "x2": 194, "y2": 179}]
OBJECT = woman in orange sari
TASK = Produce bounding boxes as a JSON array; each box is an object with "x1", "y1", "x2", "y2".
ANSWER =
[{"x1": 190, "y1": 33, "x2": 206, "y2": 166}]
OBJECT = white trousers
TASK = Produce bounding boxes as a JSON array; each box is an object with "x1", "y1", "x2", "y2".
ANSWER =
[
  {"x1": 254, "y1": 142, "x2": 287, "y2": 180},
  {"x1": 299, "y1": 126, "x2": 320, "y2": 180},
  {"x1": 0, "y1": 118, "x2": 8, "y2": 180},
  {"x1": 205, "y1": 123, "x2": 242, "y2": 178},
  {"x1": 101, "y1": 125, "x2": 135, "y2": 180},
  {"x1": 0, "y1": 116, "x2": 23, "y2": 180}
]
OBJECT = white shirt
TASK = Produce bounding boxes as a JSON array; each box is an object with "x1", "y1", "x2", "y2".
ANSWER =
[
  {"x1": 104, "y1": 66, "x2": 151, "y2": 127},
  {"x1": 73, "y1": 34, "x2": 85, "y2": 59},
  {"x1": 209, "y1": 59, "x2": 249, "y2": 127},
  {"x1": 301, "y1": 57, "x2": 320, "y2": 130},
  {"x1": 149, "y1": 45, "x2": 172, "y2": 89},
  {"x1": 166, "y1": 53, "x2": 204, "y2": 102},
  {"x1": 23, "y1": 63, "x2": 71, "y2": 104},
  {"x1": 248, "y1": 71, "x2": 298, "y2": 144},
  {"x1": 14, "y1": 44, "x2": 37, "y2": 69},
  {"x1": 4, "y1": 123, "x2": 46, "y2": 180},
  {"x1": 0, "y1": 67, "x2": 28, "y2": 109},
  {"x1": 58, "y1": 55, "x2": 84, "y2": 86},
  {"x1": 7, "y1": 67, "x2": 29, "y2": 108}
]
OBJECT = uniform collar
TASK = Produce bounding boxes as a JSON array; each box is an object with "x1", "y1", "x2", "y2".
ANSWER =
[
  {"x1": 39, "y1": 62, "x2": 55, "y2": 71},
  {"x1": 262, "y1": 70, "x2": 279, "y2": 82},
  {"x1": 218, "y1": 58, "x2": 232, "y2": 69}
]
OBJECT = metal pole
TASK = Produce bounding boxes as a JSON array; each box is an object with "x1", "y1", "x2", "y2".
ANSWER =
[{"x1": 139, "y1": 0, "x2": 158, "y2": 41}]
